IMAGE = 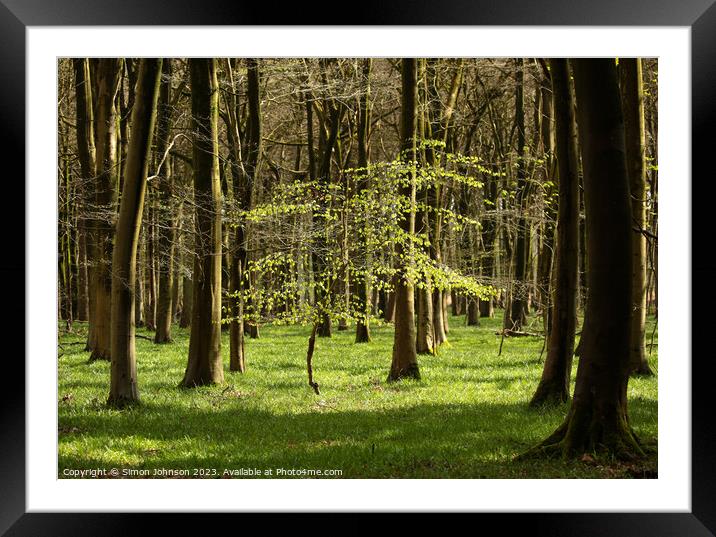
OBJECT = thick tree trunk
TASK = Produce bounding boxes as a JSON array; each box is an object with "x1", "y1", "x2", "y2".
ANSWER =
[
  {"x1": 154, "y1": 60, "x2": 175, "y2": 344},
  {"x1": 388, "y1": 59, "x2": 420, "y2": 382},
  {"x1": 180, "y1": 59, "x2": 224, "y2": 388},
  {"x1": 620, "y1": 58, "x2": 653, "y2": 377},
  {"x1": 108, "y1": 58, "x2": 162, "y2": 408},
  {"x1": 530, "y1": 59, "x2": 580, "y2": 407},
  {"x1": 467, "y1": 299, "x2": 480, "y2": 326},
  {"x1": 89, "y1": 59, "x2": 123, "y2": 362},
  {"x1": 528, "y1": 59, "x2": 642, "y2": 460}
]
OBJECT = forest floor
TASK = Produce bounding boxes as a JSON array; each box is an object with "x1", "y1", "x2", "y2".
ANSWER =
[{"x1": 57, "y1": 311, "x2": 658, "y2": 479}]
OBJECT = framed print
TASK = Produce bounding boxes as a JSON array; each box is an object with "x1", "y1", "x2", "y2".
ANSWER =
[{"x1": 3, "y1": 0, "x2": 714, "y2": 534}]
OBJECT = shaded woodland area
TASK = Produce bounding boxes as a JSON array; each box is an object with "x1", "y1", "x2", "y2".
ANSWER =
[{"x1": 57, "y1": 57, "x2": 658, "y2": 476}]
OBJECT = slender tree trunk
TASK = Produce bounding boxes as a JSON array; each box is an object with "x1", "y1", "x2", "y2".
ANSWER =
[
  {"x1": 180, "y1": 58, "x2": 224, "y2": 387},
  {"x1": 528, "y1": 59, "x2": 642, "y2": 460},
  {"x1": 135, "y1": 229, "x2": 145, "y2": 327},
  {"x1": 530, "y1": 59, "x2": 580, "y2": 407},
  {"x1": 143, "y1": 195, "x2": 157, "y2": 331},
  {"x1": 388, "y1": 58, "x2": 420, "y2": 382},
  {"x1": 415, "y1": 61, "x2": 436, "y2": 355},
  {"x1": 154, "y1": 60, "x2": 176, "y2": 344},
  {"x1": 179, "y1": 275, "x2": 193, "y2": 328},
  {"x1": 76, "y1": 223, "x2": 89, "y2": 321},
  {"x1": 620, "y1": 58, "x2": 653, "y2": 377},
  {"x1": 506, "y1": 58, "x2": 528, "y2": 332},
  {"x1": 73, "y1": 59, "x2": 98, "y2": 349},
  {"x1": 228, "y1": 58, "x2": 261, "y2": 372},
  {"x1": 108, "y1": 58, "x2": 162, "y2": 408},
  {"x1": 355, "y1": 58, "x2": 373, "y2": 343}
]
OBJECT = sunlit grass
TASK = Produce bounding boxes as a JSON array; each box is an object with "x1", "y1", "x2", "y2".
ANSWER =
[{"x1": 57, "y1": 311, "x2": 658, "y2": 478}]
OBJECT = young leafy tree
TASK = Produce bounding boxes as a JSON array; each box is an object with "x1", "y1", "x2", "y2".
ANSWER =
[
  {"x1": 180, "y1": 58, "x2": 224, "y2": 387},
  {"x1": 108, "y1": 58, "x2": 163, "y2": 408},
  {"x1": 526, "y1": 59, "x2": 642, "y2": 459},
  {"x1": 388, "y1": 58, "x2": 420, "y2": 382},
  {"x1": 530, "y1": 59, "x2": 580, "y2": 407}
]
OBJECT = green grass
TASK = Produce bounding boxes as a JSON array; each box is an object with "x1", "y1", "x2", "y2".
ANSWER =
[{"x1": 57, "y1": 311, "x2": 658, "y2": 478}]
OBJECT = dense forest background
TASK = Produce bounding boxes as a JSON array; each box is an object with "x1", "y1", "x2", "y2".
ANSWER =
[{"x1": 57, "y1": 57, "x2": 658, "y2": 477}]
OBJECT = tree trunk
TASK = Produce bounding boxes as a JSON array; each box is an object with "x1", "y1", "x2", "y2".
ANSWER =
[
  {"x1": 432, "y1": 288, "x2": 448, "y2": 345},
  {"x1": 73, "y1": 59, "x2": 97, "y2": 348},
  {"x1": 108, "y1": 58, "x2": 162, "y2": 408},
  {"x1": 179, "y1": 276, "x2": 193, "y2": 328},
  {"x1": 467, "y1": 299, "x2": 480, "y2": 326},
  {"x1": 89, "y1": 59, "x2": 123, "y2": 362},
  {"x1": 388, "y1": 58, "x2": 420, "y2": 382},
  {"x1": 528, "y1": 59, "x2": 642, "y2": 460},
  {"x1": 620, "y1": 58, "x2": 653, "y2": 377},
  {"x1": 416, "y1": 283, "x2": 435, "y2": 354},
  {"x1": 228, "y1": 58, "x2": 261, "y2": 373},
  {"x1": 154, "y1": 60, "x2": 176, "y2": 344},
  {"x1": 530, "y1": 59, "x2": 580, "y2": 407},
  {"x1": 506, "y1": 58, "x2": 528, "y2": 332},
  {"x1": 355, "y1": 59, "x2": 373, "y2": 344},
  {"x1": 180, "y1": 58, "x2": 224, "y2": 388},
  {"x1": 76, "y1": 223, "x2": 89, "y2": 321},
  {"x1": 143, "y1": 195, "x2": 157, "y2": 331}
]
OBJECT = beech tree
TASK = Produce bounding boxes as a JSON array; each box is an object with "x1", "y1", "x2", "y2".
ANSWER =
[
  {"x1": 154, "y1": 60, "x2": 176, "y2": 344},
  {"x1": 530, "y1": 59, "x2": 579, "y2": 407},
  {"x1": 180, "y1": 58, "x2": 224, "y2": 387},
  {"x1": 108, "y1": 58, "x2": 163, "y2": 407},
  {"x1": 619, "y1": 58, "x2": 654, "y2": 377},
  {"x1": 388, "y1": 58, "x2": 420, "y2": 382},
  {"x1": 527, "y1": 59, "x2": 642, "y2": 459},
  {"x1": 88, "y1": 59, "x2": 123, "y2": 361}
]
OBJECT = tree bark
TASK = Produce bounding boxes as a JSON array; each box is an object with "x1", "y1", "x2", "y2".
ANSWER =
[
  {"x1": 108, "y1": 58, "x2": 162, "y2": 408},
  {"x1": 180, "y1": 58, "x2": 224, "y2": 387},
  {"x1": 89, "y1": 59, "x2": 123, "y2": 362},
  {"x1": 355, "y1": 58, "x2": 373, "y2": 344},
  {"x1": 505, "y1": 58, "x2": 528, "y2": 332},
  {"x1": 388, "y1": 58, "x2": 420, "y2": 382},
  {"x1": 620, "y1": 58, "x2": 653, "y2": 377},
  {"x1": 154, "y1": 60, "x2": 176, "y2": 344},
  {"x1": 530, "y1": 59, "x2": 580, "y2": 407},
  {"x1": 73, "y1": 59, "x2": 97, "y2": 346},
  {"x1": 228, "y1": 58, "x2": 261, "y2": 373},
  {"x1": 179, "y1": 276, "x2": 193, "y2": 328}
]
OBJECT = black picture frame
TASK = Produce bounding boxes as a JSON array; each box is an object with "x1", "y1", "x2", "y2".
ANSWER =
[{"x1": 3, "y1": 0, "x2": 712, "y2": 534}]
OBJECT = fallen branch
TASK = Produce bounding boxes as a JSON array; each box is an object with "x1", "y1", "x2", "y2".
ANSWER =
[{"x1": 496, "y1": 329, "x2": 544, "y2": 338}]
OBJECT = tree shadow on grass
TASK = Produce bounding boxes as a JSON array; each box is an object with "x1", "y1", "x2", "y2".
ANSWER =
[{"x1": 58, "y1": 397, "x2": 657, "y2": 479}]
